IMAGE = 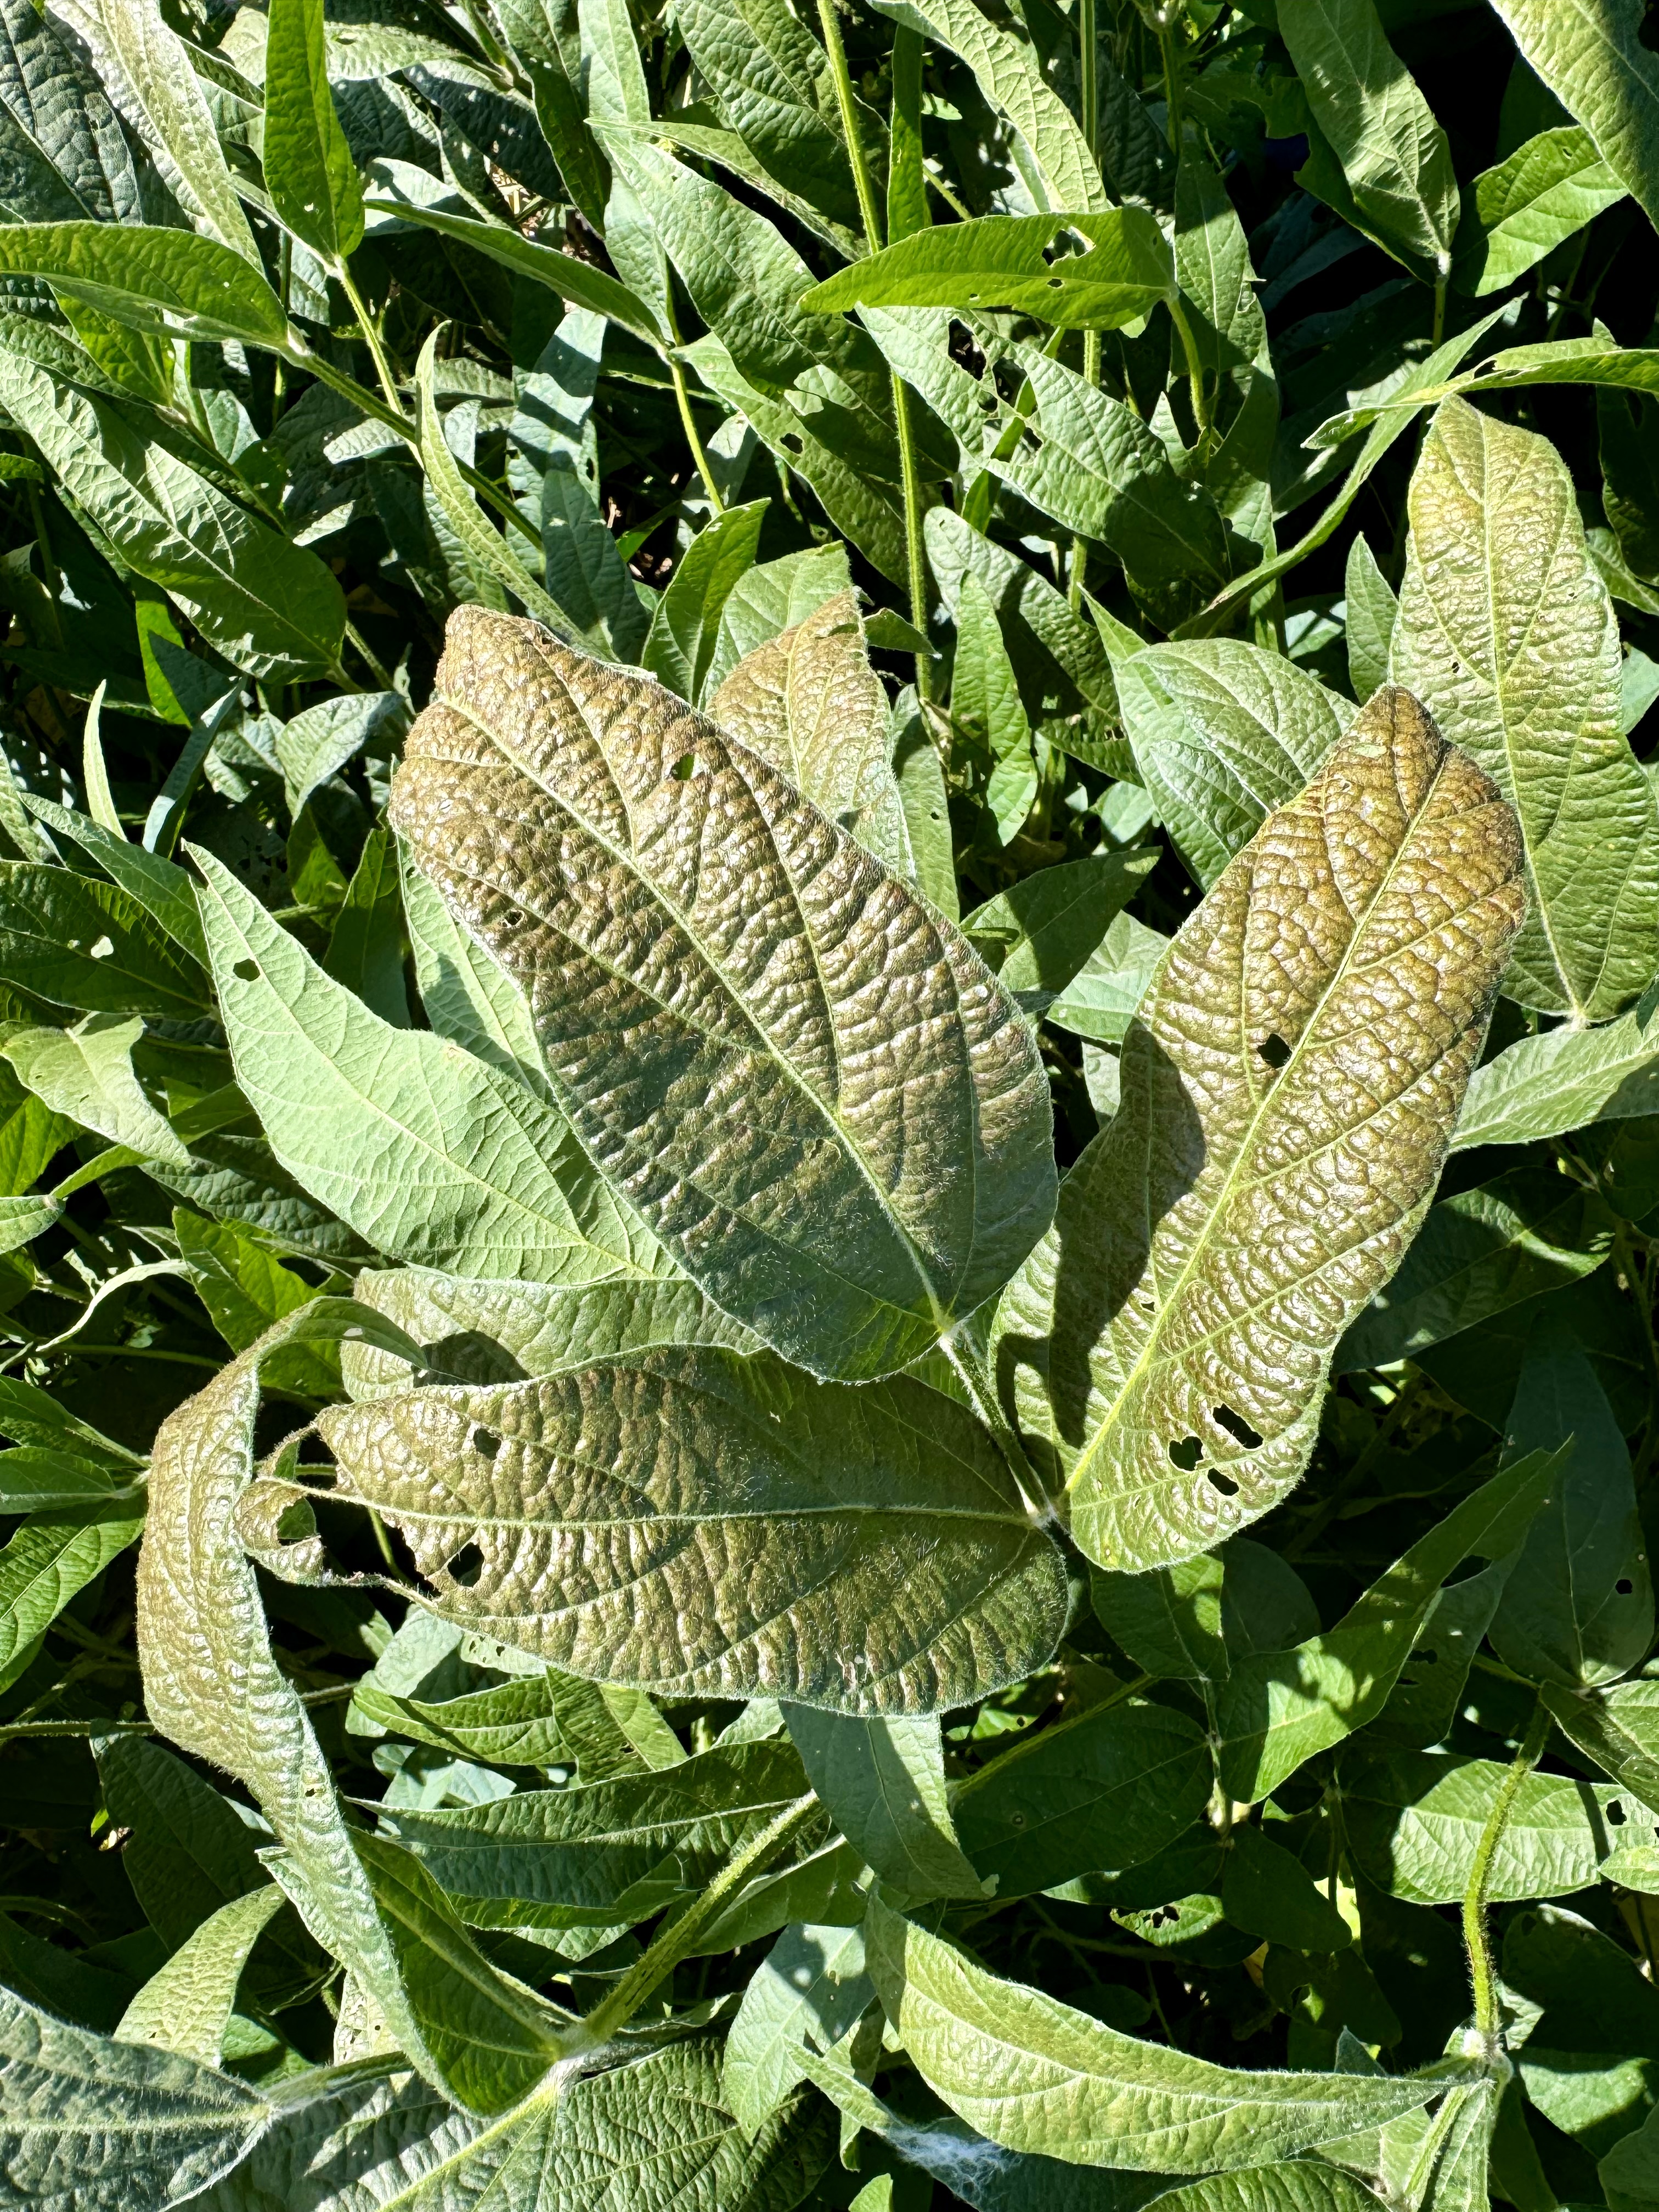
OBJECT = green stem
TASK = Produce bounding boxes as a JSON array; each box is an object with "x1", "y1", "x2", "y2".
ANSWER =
[
  {"x1": 1432, "y1": 276, "x2": 1447, "y2": 350},
  {"x1": 1463, "y1": 1697, "x2": 1550, "y2": 2050},
  {"x1": 940, "y1": 1331, "x2": 1050, "y2": 1520},
  {"x1": 818, "y1": 0, "x2": 934, "y2": 699},
  {"x1": 337, "y1": 262, "x2": 402, "y2": 419},
  {"x1": 1070, "y1": 330, "x2": 1103, "y2": 608},
  {"x1": 1157, "y1": 7, "x2": 1183, "y2": 150},
  {"x1": 1166, "y1": 291, "x2": 1211, "y2": 450},
  {"x1": 574, "y1": 1794, "x2": 819, "y2": 2049},
  {"x1": 1080, "y1": 0, "x2": 1099, "y2": 163},
  {"x1": 666, "y1": 352, "x2": 724, "y2": 515},
  {"x1": 345, "y1": 618, "x2": 394, "y2": 690}
]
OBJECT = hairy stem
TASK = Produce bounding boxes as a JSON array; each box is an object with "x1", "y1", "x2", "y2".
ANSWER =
[
  {"x1": 337, "y1": 263, "x2": 401, "y2": 418},
  {"x1": 1463, "y1": 1696, "x2": 1550, "y2": 2049},
  {"x1": 575, "y1": 1793, "x2": 819, "y2": 2049}
]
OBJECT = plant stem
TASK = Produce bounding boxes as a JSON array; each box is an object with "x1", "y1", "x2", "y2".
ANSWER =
[
  {"x1": 666, "y1": 352, "x2": 724, "y2": 515},
  {"x1": 817, "y1": 0, "x2": 934, "y2": 698},
  {"x1": 345, "y1": 619, "x2": 394, "y2": 690},
  {"x1": 1463, "y1": 1696, "x2": 1550, "y2": 2051},
  {"x1": 1432, "y1": 275, "x2": 1447, "y2": 349},
  {"x1": 1070, "y1": 331, "x2": 1103, "y2": 607},
  {"x1": 1166, "y1": 292, "x2": 1211, "y2": 449},
  {"x1": 337, "y1": 262, "x2": 402, "y2": 418},
  {"x1": 574, "y1": 1793, "x2": 819, "y2": 2049},
  {"x1": 1157, "y1": 6, "x2": 1183, "y2": 150}
]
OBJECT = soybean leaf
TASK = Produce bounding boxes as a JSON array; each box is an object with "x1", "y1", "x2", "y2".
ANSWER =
[
  {"x1": 670, "y1": 0, "x2": 857, "y2": 232},
  {"x1": 114, "y1": 1884, "x2": 288, "y2": 2066},
  {"x1": 709, "y1": 543, "x2": 854, "y2": 685},
  {"x1": 352, "y1": 1669, "x2": 576, "y2": 1768},
  {"x1": 540, "y1": 453, "x2": 650, "y2": 663},
  {"x1": 263, "y1": 0, "x2": 363, "y2": 264},
  {"x1": 1342, "y1": 1747, "x2": 1633, "y2": 1904},
  {"x1": 1278, "y1": 0, "x2": 1459, "y2": 285},
  {"x1": 324, "y1": 824, "x2": 409, "y2": 1028},
  {"x1": 97, "y1": 0, "x2": 260, "y2": 261},
  {"x1": 1453, "y1": 1006, "x2": 1659, "y2": 1150},
  {"x1": 1393, "y1": 396, "x2": 1659, "y2": 1020},
  {"x1": 1046, "y1": 911, "x2": 1169, "y2": 1047},
  {"x1": 390, "y1": 606, "x2": 1056, "y2": 1383},
  {"x1": 370, "y1": 1740, "x2": 810, "y2": 1922},
  {"x1": 276, "y1": 691, "x2": 405, "y2": 822},
  {"x1": 723, "y1": 1921, "x2": 873, "y2": 2138},
  {"x1": 1090, "y1": 1551, "x2": 1228, "y2": 1685},
  {"x1": 318, "y1": 1347, "x2": 1069, "y2": 1714},
  {"x1": 0, "y1": 223, "x2": 289, "y2": 347},
  {"x1": 643, "y1": 498, "x2": 766, "y2": 706},
  {"x1": 1214, "y1": 1448, "x2": 1561, "y2": 1803},
  {"x1": 0, "y1": 0, "x2": 138, "y2": 225},
  {"x1": 864, "y1": 0, "x2": 1108, "y2": 215},
  {"x1": 953, "y1": 572, "x2": 1039, "y2": 847},
  {"x1": 0, "y1": 353, "x2": 345, "y2": 682},
  {"x1": 1369, "y1": 1556, "x2": 1511, "y2": 1752},
  {"x1": 0, "y1": 1987, "x2": 268, "y2": 2211},
  {"x1": 20, "y1": 795, "x2": 207, "y2": 964},
  {"x1": 781, "y1": 1707, "x2": 984, "y2": 1903},
  {"x1": 398, "y1": 844, "x2": 552, "y2": 1102},
  {"x1": 951, "y1": 1696, "x2": 1214, "y2": 1899},
  {"x1": 802, "y1": 211, "x2": 1174, "y2": 330},
  {"x1": 1452, "y1": 126, "x2": 1624, "y2": 294},
  {"x1": 0, "y1": 862, "x2": 206, "y2": 1018},
  {"x1": 1488, "y1": 1318, "x2": 1653, "y2": 1689},
  {"x1": 863, "y1": 1895, "x2": 1452, "y2": 2171},
  {"x1": 1221, "y1": 1826, "x2": 1353, "y2": 1955},
  {"x1": 962, "y1": 852, "x2": 1159, "y2": 1000},
  {"x1": 991, "y1": 690, "x2": 1524, "y2": 1570},
  {"x1": 0, "y1": 1496, "x2": 148, "y2": 1678},
  {"x1": 1489, "y1": 0, "x2": 1659, "y2": 234},
  {"x1": 2, "y1": 1015, "x2": 189, "y2": 1166},
  {"x1": 1104, "y1": 637, "x2": 1344, "y2": 888},
  {"x1": 191, "y1": 843, "x2": 657, "y2": 1283},
  {"x1": 1544, "y1": 1679, "x2": 1659, "y2": 1819},
  {"x1": 1334, "y1": 1165, "x2": 1614, "y2": 1370},
  {"x1": 1344, "y1": 534, "x2": 1397, "y2": 704}
]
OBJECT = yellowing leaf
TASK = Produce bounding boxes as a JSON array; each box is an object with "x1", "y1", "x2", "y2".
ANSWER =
[
  {"x1": 992, "y1": 688, "x2": 1525, "y2": 1570},
  {"x1": 390, "y1": 607, "x2": 1056, "y2": 1381}
]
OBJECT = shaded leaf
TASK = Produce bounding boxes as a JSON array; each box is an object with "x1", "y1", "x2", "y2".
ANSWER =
[{"x1": 781, "y1": 1707, "x2": 984, "y2": 1903}]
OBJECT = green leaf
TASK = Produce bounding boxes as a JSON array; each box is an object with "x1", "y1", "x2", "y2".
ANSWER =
[
  {"x1": 951, "y1": 1695, "x2": 1214, "y2": 1900},
  {"x1": 98, "y1": 0, "x2": 259, "y2": 262},
  {"x1": 1221, "y1": 1825, "x2": 1353, "y2": 1955},
  {"x1": 0, "y1": 354, "x2": 344, "y2": 682},
  {"x1": 2, "y1": 1015, "x2": 189, "y2": 1166},
  {"x1": 0, "y1": 1191, "x2": 61, "y2": 1255},
  {"x1": 1046, "y1": 911, "x2": 1169, "y2": 1046},
  {"x1": 1452, "y1": 1005, "x2": 1659, "y2": 1150},
  {"x1": 802, "y1": 211, "x2": 1174, "y2": 331},
  {"x1": 0, "y1": 863, "x2": 206, "y2": 1019},
  {"x1": 1488, "y1": 0, "x2": 1659, "y2": 234},
  {"x1": 781, "y1": 1707, "x2": 984, "y2": 1903},
  {"x1": 263, "y1": 0, "x2": 363, "y2": 262},
  {"x1": 352, "y1": 1668, "x2": 576, "y2": 1768},
  {"x1": 708, "y1": 587, "x2": 913, "y2": 878},
  {"x1": 1214, "y1": 1448, "x2": 1561, "y2": 1803},
  {"x1": 21, "y1": 796, "x2": 208, "y2": 966},
  {"x1": 362, "y1": 195, "x2": 664, "y2": 347},
  {"x1": 371, "y1": 1740, "x2": 809, "y2": 1924},
  {"x1": 0, "y1": 1495, "x2": 147, "y2": 1677},
  {"x1": 670, "y1": 0, "x2": 858, "y2": 233},
  {"x1": 865, "y1": 0, "x2": 1108, "y2": 214},
  {"x1": 0, "y1": 1378, "x2": 143, "y2": 1466},
  {"x1": 134, "y1": 1304, "x2": 455, "y2": 2091},
  {"x1": 1279, "y1": 0, "x2": 1459, "y2": 283},
  {"x1": 1487, "y1": 1319, "x2": 1652, "y2": 1689},
  {"x1": 863, "y1": 1894, "x2": 1452, "y2": 2171},
  {"x1": 0, "y1": 1450, "x2": 132, "y2": 1514},
  {"x1": 1344, "y1": 1746, "x2": 1631, "y2": 1904},
  {"x1": 0, "y1": 0, "x2": 139, "y2": 225},
  {"x1": 390, "y1": 606, "x2": 1056, "y2": 1383},
  {"x1": 963, "y1": 853, "x2": 1159, "y2": 999},
  {"x1": 1452, "y1": 126, "x2": 1624, "y2": 295},
  {"x1": 723, "y1": 1921, "x2": 873, "y2": 2138},
  {"x1": 1103, "y1": 637, "x2": 1344, "y2": 888},
  {"x1": 115, "y1": 1884, "x2": 287, "y2": 2066},
  {"x1": 1393, "y1": 396, "x2": 1659, "y2": 1020},
  {"x1": 275, "y1": 691, "x2": 405, "y2": 823},
  {"x1": 1132, "y1": 2177, "x2": 1386, "y2": 2211},
  {"x1": 538, "y1": 454, "x2": 650, "y2": 664},
  {"x1": 1543, "y1": 1678, "x2": 1659, "y2": 1820},
  {"x1": 708, "y1": 542, "x2": 853, "y2": 687},
  {"x1": 0, "y1": 1987, "x2": 268, "y2": 2210},
  {"x1": 1344, "y1": 534, "x2": 1397, "y2": 704},
  {"x1": 192, "y1": 843, "x2": 656, "y2": 1283},
  {"x1": 0, "y1": 223, "x2": 289, "y2": 347},
  {"x1": 172, "y1": 1210, "x2": 336, "y2": 1401},
  {"x1": 398, "y1": 840, "x2": 551, "y2": 1103},
  {"x1": 1090, "y1": 1551, "x2": 1227, "y2": 1685},
  {"x1": 992, "y1": 690, "x2": 1524, "y2": 1570},
  {"x1": 324, "y1": 823, "x2": 409, "y2": 1029},
  {"x1": 644, "y1": 499, "x2": 767, "y2": 706},
  {"x1": 318, "y1": 1346, "x2": 1068, "y2": 1714},
  {"x1": 1334, "y1": 1165, "x2": 1613, "y2": 1370},
  {"x1": 953, "y1": 572, "x2": 1039, "y2": 847},
  {"x1": 1368, "y1": 1557, "x2": 1510, "y2": 1753}
]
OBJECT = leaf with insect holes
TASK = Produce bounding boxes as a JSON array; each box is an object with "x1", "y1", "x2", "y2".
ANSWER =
[
  {"x1": 990, "y1": 687, "x2": 1525, "y2": 1571},
  {"x1": 389, "y1": 606, "x2": 1056, "y2": 1382},
  {"x1": 800, "y1": 210, "x2": 1174, "y2": 330}
]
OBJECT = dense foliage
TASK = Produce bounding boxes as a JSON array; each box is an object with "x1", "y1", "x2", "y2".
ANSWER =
[{"x1": 5, "y1": 0, "x2": 1659, "y2": 2205}]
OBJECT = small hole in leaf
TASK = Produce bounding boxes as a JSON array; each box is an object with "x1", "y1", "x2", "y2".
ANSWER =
[
  {"x1": 1169, "y1": 1436, "x2": 1203, "y2": 1471},
  {"x1": 1214, "y1": 1404, "x2": 1264, "y2": 1451},
  {"x1": 1413, "y1": 1647, "x2": 1438, "y2": 1664},
  {"x1": 670, "y1": 752, "x2": 696, "y2": 781},
  {"x1": 503, "y1": 906, "x2": 524, "y2": 928},
  {"x1": 1046, "y1": 275, "x2": 1064, "y2": 288},
  {"x1": 234, "y1": 959, "x2": 258, "y2": 981},
  {"x1": 1618, "y1": 1577, "x2": 1635, "y2": 1595},
  {"x1": 782, "y1": 434, "x2": 804, "y2": 454},
  {"x1": 1611, "y1": 1799, "x2": 1627, "y2": 1825},
  {"x1": 447, "y1": 1541, "x2": 485, "y2": 1587},
  {"x1": 1259, "y1": 1034, "x2": 1291, "y2": 1070},
  {"x1": 472, "y1": 1427, "x2": 501, "y2": 1459},
  {"x1": 1209, "y1": 1469, "x2": 1240, "y2": 1498}
]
